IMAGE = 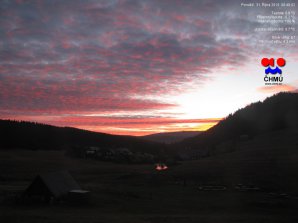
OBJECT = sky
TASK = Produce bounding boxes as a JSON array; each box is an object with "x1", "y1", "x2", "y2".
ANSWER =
[{"x1": 0, "y1": 0, "x2": 297, "y2": 136}]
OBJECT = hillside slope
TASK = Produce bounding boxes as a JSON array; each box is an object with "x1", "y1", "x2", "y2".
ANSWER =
[
  {"x1": 141, "y1": 131, "x2": 201, "y2": 144},
  {"x1": 173, "y1": 127, "x2": 298, "y2": 193},
  {"x1": 0, "y1": 120, "x2": 166, "y2": 155},
  {"x1": 176, "y1": 92, "x2": 298, "y2": 157}
]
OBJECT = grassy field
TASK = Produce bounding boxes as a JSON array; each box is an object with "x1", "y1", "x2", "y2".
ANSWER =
[{"x1": 1, "y1": 129, "x2": 298, "y2": 223}]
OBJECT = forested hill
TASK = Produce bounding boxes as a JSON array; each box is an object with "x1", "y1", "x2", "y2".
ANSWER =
[
  {"x1": 140, "y1": 131, "x2": 201, "y2": 144},
  {"x1": 0, "y1": 119, "x2": 165, "y2": 154},
  {"x1": 176, "y1": 92, "x2": 298, "y2": 152}
]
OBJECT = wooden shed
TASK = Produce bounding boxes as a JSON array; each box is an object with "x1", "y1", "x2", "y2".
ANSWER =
[{"x1": 22, "y1": 171, "x2": 89, "y2": 203}]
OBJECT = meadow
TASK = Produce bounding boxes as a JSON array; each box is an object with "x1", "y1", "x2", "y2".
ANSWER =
[{"x1": 1, "y1": 128, "x2": 298, "y2": 223}]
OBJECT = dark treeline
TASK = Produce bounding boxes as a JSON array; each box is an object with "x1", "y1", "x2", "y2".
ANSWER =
[
  {"x1": 0, "y1": 119, "x2": 167, "y2": 156},
  {"x1": 176, "y1": 92, "x2": 298, "y2": 154}
]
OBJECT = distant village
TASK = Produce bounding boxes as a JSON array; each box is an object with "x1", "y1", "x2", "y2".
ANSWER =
[{"x1": 71, "y1": 146, "x2": 157, "y2": 164}]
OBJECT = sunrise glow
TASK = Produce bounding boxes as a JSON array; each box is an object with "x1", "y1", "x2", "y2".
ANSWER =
[{"x1": 1, "y1": 0, "x2": 297, "y2": 136}]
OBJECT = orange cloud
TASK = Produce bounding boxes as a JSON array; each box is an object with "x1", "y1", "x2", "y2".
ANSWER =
[
  {"x1": 0, "y1": 115, "x2": 222, "y2": 136},
  {"x1": 78, "y1": 122, "x2": 218, "y2": 136},
  {"x1": 257, "y1": 85, "x2": 296, "y2": 94}
]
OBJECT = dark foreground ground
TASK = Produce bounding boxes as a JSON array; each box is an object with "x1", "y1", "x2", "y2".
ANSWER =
[{"x1": 1, "y1": 131, "x2": 298, "y2": 223}]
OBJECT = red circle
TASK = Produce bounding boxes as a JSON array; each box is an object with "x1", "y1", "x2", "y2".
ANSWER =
[
  {"x1": 277, "y1": 58, "x2": 286, "y2": 67},
  {"x1": 261, "y1": 58, "x2": 269, "y2": 67}
]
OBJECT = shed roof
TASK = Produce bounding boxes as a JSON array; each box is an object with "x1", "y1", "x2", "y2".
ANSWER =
[{"x1": 26, "y1": 171, "x2": 81, "y2": 198}]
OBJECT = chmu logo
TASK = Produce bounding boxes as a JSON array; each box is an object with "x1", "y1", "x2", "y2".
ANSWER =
[{"x1": 261, "y1": 58, "x2": 286, "y2": 85}]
